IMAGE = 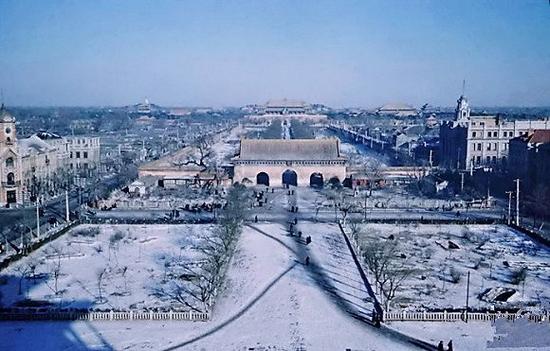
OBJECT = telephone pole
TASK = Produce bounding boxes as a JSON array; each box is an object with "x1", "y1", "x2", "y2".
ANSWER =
[
  {"x1": 465, "y1": 271, "x2": 471, "y2": 322},
  {"x1": 460, "y1": 172, "x2": 465, "y2": 193},
  {"x1": 35, "y1": 198, "x2": 40, "y2": 239},
  {"x1": 65, "y1": 189, "x2": 70, "y2": 222},
  {"x1": 505, "y1": 191, "x2": 513, "y2": 225},
  {"x1": 515, "y1": 179, "x2": 520, "y2": 225}
]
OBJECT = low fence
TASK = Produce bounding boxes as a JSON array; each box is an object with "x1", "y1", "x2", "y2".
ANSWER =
[
  {"x1": 0, "y1": 309, "x2": 210, "y2": 321},
  {"x1": 509, "y1": 223, "x2": 550, "y2": 247},
  {"x1": 0, "y1": 221, "x2": 79, "y2": 270},
  {"x1": 384, "y1": 310, "x2": 550, "y2": 323}
]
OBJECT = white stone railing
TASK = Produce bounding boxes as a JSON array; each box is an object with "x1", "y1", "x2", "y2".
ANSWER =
[
  {"x1": 0, "y1": 309, "x2": 210, "y2": 321},
  {"x1": 384, "y1": 310, "x2": 550, "y2": 323}
]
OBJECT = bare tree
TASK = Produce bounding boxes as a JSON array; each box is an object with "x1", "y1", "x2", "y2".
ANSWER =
[
  {"x1": 361, "y1": 237, "x2": 413, "y2": 311},
  {"x1": 14, "y1": 265, "x2": 30, "y2": 296},
  {"x1": 44, "y1": 245, "x2": 64, "y2": 296},
  {"x1": 181, "y1": 136, "x2": 214, "y2": 171},
  {"x1": 362, "y1": 159, "x2": 384, "y2": 197},
  {"x1": 156, "y1": 183, "x2": 253, "y2": 311},
  {"x1": 96, "y1": 267, "x2": 107, "y2": 303}
]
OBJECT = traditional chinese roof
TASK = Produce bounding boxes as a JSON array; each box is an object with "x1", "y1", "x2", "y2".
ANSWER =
[
  {"x1": 236, "y1": 138, "x2": 344, "y2": 161},
  {"x1": 265, "y1": 99, "x2": 307, "y2": 108}
]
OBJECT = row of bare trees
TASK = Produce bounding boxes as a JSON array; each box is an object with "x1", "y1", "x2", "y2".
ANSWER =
[{"x1": 155, "y1": 184, "x2": 252, "y2": 312}]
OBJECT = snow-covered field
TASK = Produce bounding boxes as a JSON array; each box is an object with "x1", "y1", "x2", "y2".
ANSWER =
[
  {"x1": 357, "y1": 223, "x2": 550, "y2": 311},
  {"x1": 0, "y1": 224, "x2": 216, "y2": 311},
  {"x1": 0, "y1": 221, "x2": 423, "y2": 351}
]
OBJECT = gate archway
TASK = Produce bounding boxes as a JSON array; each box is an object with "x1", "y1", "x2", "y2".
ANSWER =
[
  {"x1": 256, "y1": 172, "x2": 270, "y2": 186},
  {"x1": 310, "y1": 173, "x2": 324, "y2": 188},
  {"x1": 282, "y1": 169, "x2": 298, "y2": 186}
]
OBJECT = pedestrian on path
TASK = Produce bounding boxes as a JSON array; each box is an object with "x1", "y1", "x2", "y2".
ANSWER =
[
  {"x1": 447, "y1": 340, "x2": 453, "y2": 351},
  {"x1": 305, "y1": 256, "x2": 310, "y2": 266},
  {"x1": 254, "y1": 215, "x2": 258, "y2": 223}
]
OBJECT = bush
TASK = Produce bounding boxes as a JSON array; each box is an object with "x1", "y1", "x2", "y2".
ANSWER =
[
  {"x1": 72, "y1": 227, "x2": 100, "y2": 238},
  {"x1": 510, "y1": 266, "x2": 528, "y2": 285},
  {"x1": 109, "y1": 231, "x2": 125, "y2": 244},
  {"x1": 449, "y1": 266, "x2": 462, "y2": 283}
]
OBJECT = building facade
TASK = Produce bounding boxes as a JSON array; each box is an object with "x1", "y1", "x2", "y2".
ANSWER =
[
  {"x1": 0, "y1": 105, "x2": 101, "y2": 206},
  {"x1": 440, "y1": 95, "x2": 550, "y2": 171},
  {"x1": 232, "y1": 138, "x2": 347, "y2": 187},
  {"x1": 509, "y1": 130, "x2": 550, "y2": 185},
  {"x1": 246, "y1": 99, "x2": 328, "y2": 122}
]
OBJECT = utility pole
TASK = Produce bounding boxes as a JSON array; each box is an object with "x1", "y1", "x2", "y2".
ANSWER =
[
  {"x1": 505, "y1": 191, "x2": 513, "y2": 225},
  {"x1": 515, "y1": 179, "x2": 520, "y2": 226},
  {"x1": 460, "y1": 172, "x2": 465, "y2": 193},
  {"x1": 465, "y1": 271, "x2": 471, "y2": 322},
  {"x1": 429, "y1": 150, "x2": 433, "y2": 168},
  {"x1": 35, "y1": 198, "x2": 40, "y2": 239},
  {"x1": 65, "y1": 189, "x2": 70, "y2": 222}
]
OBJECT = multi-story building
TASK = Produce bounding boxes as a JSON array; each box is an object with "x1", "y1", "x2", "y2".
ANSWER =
[
  {"x1": 439, "y1": 95, "x2": 550, "y2": 171},
  {"x1": 0, "y1": 105, "x2": 101, "y2": 206},
  {"x1": 509, "y1": 130, "x2": 550, "y2": 184},
  {"x1": 66, "y1": 136, "x2": 101, "y2": 174}
]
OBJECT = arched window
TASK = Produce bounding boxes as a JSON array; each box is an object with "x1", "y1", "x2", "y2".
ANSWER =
[
  {"x1": 5, "y1": 157, "x2": 14, "y2": 168},
  {"x1": 7, "y1": 172, "x2": 15, "y2": 185}
]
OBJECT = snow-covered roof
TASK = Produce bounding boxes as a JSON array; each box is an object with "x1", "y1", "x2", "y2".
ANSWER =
[{"x1": 18, "y1": 135, "x2": 56, "y2": 155}]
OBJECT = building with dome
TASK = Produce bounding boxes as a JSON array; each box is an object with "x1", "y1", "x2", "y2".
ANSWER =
[{"x1": 0, "y1": 105, "x2": 100, "y2": 206}]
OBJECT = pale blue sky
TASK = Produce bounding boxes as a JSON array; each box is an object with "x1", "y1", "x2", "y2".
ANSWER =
[{"x1": 1, "y1": 0, "x2": 549, "y2": 107}]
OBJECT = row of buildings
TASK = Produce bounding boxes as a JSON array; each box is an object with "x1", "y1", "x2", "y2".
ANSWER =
[
  {"x1": 440, "y1": 95, "x2": 550, "y2": 172},
  {"x1": 439, "y1": 95, "x2": 550, "y2": 198},
  {"x1": 0, "y1": 105, "x2": 101, "y2": 207}
]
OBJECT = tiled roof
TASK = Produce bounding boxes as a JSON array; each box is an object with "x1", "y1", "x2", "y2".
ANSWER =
[
  {"x1": 237, "y1": 138, "x2": 343, "y2": 161},
  {"x1": 528, "y1": 130, "x2": 550, "y2": 145}
]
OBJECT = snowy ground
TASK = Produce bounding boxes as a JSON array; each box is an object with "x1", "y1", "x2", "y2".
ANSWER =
[
  {"x1": 1, "y1": 188, "x2": 424, "y2": 350},
  {"x1": 0, "y1": 224, "x2": 216, "y2": 310},
  {"x1": 2, "y1": 186, "x2": 547, "y2": 350},
  {"x1": 356, "y1": 223, "x2": 550, "y2": 311}
]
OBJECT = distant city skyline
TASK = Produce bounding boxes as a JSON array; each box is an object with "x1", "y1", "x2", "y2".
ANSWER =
[{"x1": 1, "y1": 0, "x2": 550, "y2": 108}]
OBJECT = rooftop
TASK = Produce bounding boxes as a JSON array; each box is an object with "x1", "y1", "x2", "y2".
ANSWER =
[
  {"x1": 236, "y1": 138, "x2": 344, "y2": 161},
  {"x1": 265, "y1": 99, "x2": 307, "y2": 108},
  {"x1": 526, "y1": 130, "x2": 550, "y2": 145}
]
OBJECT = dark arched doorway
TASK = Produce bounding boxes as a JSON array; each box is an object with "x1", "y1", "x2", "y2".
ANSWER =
[
  {"x1": 328, "y1": 176, "x2": 341, "y2": 187},
  {"x1": 256, "y1": 172, "x2": 270, "y2": 186},
  {"x1": 310, "y1": 173, "x2": 324, "y2": 188},
  {"x1": 282, "y1": 169, "x2": 298, "y2": 187}
]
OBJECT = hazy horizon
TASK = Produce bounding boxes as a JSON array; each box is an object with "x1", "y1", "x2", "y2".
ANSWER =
[{"x1": 1, "y1": 0, "x2": 550, "y2": 108}]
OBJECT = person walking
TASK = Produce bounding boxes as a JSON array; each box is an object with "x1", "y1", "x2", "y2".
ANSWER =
[
  {"x1": 437, "y1": 341, "x2": 444, "y2": 351},
  {"x1": 447, "y1": 340, "x2": 453, "y2": 351},
  {"x1": 305, "y1": 256, "x2": 310, "y2": 266}
]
